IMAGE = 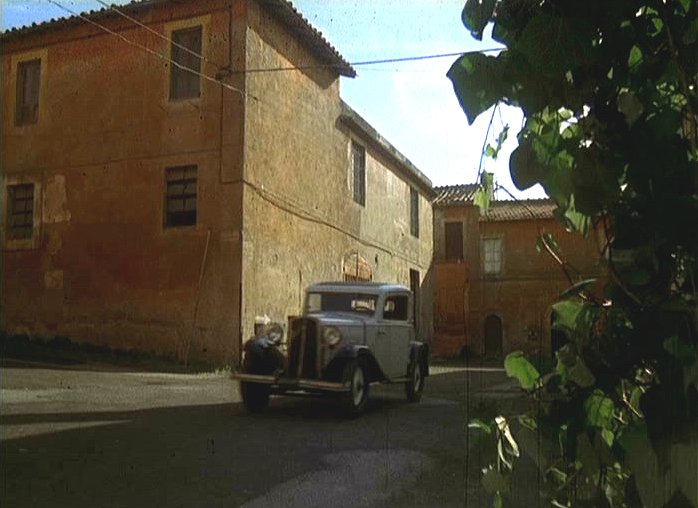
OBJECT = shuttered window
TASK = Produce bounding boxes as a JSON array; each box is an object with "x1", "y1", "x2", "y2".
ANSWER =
[
  {"x1": 352, "y1": 141, "x2": 366, "y2": 206},
  {"x1": 445, "y1": 221, "x2": 464, "y2": 260},
  {"x1": 410, "y1": 188, "x2": 419, "y2": 238},
  {"x1": 16, "y1": 59, "x2": 41, "y2": 125},
  {"x1": 7, "y1": 184, "x2": 35, "y2": 240},
  {"x1": 483, "y1": 237, "x2": 503, "y2": 275},
  {"x1": 165, "y1": 166, "x2": 197, "y2": 227},
  {"x1": 170, "y1": 26, "x2": 202, "y2": 100}
]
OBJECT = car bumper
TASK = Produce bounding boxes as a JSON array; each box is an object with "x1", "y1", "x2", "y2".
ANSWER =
[{"x1": 233, "y1": 372, "x2": 350, "y2": 392}]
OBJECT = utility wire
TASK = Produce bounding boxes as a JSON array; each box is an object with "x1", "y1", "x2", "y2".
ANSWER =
[
  {"x1": 46, "y1": 0, "x2": 254, "y2": 100},
  {"x1": 51, "y1": 0, "x2": 503, "y2": 75},
  {"x1": 92, "y1": 0, "x2": 224, "y2": 69}
]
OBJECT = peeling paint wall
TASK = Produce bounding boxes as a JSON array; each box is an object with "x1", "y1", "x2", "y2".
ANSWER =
[
  {"x1": 1, "y1": 0, "x2": 434, "y2": 365},
  {"x1": 433, "y1": 205, "x2": 602, "y2": 358},
  {"x1": 241, "y1": 2, "x2": 434, "y2": 344},
  {"x1": 2, "y1": 0, "x2": 244, "y2": 365}
]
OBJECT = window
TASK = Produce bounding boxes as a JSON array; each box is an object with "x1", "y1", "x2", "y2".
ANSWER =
[
  {"x1": 410, "y1": 188, "x2": 419, "y2": 237},
  {"x1": 482, "y1": 237, "x2": 502, "y2": 275},
  {"x1": 16, "y1": 59, "x2": 41, "y2": 125},
  {"x1": 7, "y1": 183, "x2": 35, "y2": 240},
  {"x1": 170, "y1": 26, "x2": 202, "y2": 100},
  {"x1": 383, "y1": 295, "x2": 409, "y2": 321},
  {"x1": 306, "y1": 292, "x2": 377, "y2": 316},
  {"x1": 352, "y1": 141, "x2": 366, "y2": 206},
  {"x1": 165, "y1": 165, "x2": 197, "y2": 227},
  {"x1": 444, "y1": 222, "x2": 464, "y2": 260}
]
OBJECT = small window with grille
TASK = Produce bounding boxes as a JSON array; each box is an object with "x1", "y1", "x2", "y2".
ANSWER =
[
  {"x1": 7, "y1": 183, "x2": 35, "y2": 240},
  {"x1": 165, "y1": 165, "x2": 197, "y2": 228}
]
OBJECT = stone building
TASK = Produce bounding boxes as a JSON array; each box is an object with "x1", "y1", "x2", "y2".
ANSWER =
[
  {"x1": 1, "y1": 0, "x2": 435, "y2": 366},
  {"x1": 432, "y1": 185, "x2": 603, "y2": 359}
]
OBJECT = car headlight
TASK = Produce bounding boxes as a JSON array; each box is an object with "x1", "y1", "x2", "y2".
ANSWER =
[{"x1": 322, "y1": 326, "x2": 342, "y2": 347}]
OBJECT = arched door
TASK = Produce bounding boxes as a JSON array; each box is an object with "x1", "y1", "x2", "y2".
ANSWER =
[{"x1": 484, "y1": 315, "x2": 503, "y2": 359}]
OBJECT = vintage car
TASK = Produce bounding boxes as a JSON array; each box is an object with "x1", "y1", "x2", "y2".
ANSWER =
[{"x1": 234, "y1": 282, "x2": 429, "y2": 416}]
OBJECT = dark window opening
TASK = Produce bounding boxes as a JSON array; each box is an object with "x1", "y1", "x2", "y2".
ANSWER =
[
  {"x1": 170, "y1": 26, "x2": 202, "y2": 100},
  {"x1": 445, "y1": 221, "x2": 464, "y2": 260},
  {"x1": 165, "y1": 165, "x2": 197, "y2": 227},
  {"x1": 410, "y1": 188, "x2": 419, "y2": 237},
  {"x1": 384, "y1": 295, "x2": 409, "y2": 321},
  {"x1": 7, "y1": 183, "x2": 35, "y2": 240},
  {"x1": 16, "y1": 59, "x2": 41, "y2": 125},
  {"x1": 352, "y1": 141, "x2": 366, "y2": 206}
]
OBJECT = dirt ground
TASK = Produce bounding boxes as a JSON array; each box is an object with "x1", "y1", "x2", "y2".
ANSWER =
[{"x1": 1, "y1": 360, "x2": 540, "y2": 508}]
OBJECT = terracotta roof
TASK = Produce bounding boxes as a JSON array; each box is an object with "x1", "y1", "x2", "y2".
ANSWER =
[
  {"x1": 481, "y1": 199, "x2": 557, "y2": 222},
  {"x1": 432, "y1": 184, "x2": 479, "y2": 206},
  {"x1": 0, "y1": 0, "x2": 356, "y2": 77}
]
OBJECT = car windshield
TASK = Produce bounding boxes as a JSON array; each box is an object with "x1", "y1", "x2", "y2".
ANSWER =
[{"x1": 306, "y1": 292, "x2": 378, "y2": 316}]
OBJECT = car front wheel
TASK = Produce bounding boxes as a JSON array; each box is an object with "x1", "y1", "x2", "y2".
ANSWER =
[
  {"x1": 342, "y1": 359, "x2": 369, "y2": 417},
  {"x1": 405, "y1": 359, "x2": 425, "y2": 403}
]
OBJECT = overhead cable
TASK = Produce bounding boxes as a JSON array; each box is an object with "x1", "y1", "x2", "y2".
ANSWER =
[{"x1": 46, "y1": 0, "x2": 254, "y2": 100}]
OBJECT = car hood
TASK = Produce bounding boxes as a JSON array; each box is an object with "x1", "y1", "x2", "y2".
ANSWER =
[{"x1": 304, "y1": 312, "x2": 371, "y2": 327}]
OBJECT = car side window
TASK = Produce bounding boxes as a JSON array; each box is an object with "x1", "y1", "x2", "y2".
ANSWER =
[{"x1": 383, "y1": 295, "x2": 409, "y2": 321}]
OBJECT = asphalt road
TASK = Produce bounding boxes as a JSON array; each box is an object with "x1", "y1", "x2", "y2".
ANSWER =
[{"x1": 0, "y1": 362, "x2": 532, "y2": 508}]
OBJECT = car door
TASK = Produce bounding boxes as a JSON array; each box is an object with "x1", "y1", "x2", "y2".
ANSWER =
[{"x1": 378, "y1": 293, "x2": 412, "y2": 378}]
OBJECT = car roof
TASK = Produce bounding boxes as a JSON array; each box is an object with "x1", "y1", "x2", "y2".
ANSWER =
[{"x1": 306, "y1": 281, "x2": 411, "y2": 294}]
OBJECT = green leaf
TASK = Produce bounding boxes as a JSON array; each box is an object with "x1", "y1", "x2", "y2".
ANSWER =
[
  {"x1": 493, "y1": 491, "x2": 503, "y2": 508},
  {"x1": 447, "y1": 53, "x2": 505, "y2": 125},
  {"x1": 567, "y1": 357, "x2": 596, "y2": 388},
  {"x1": 663, "y1": 335, "x2": 697, "y2": 365},
  {"x1": 482, "y1": 466, "x2": 510, "y2": 493},
  {"x1": 461, "y1": 0, "x2": 497, "y2": 40},
  {"x1": 485, "y1": 144, "x2": 497, "y2": 158},
  {"x1": 559, "y1": 278, "x2": 597, "y2": 299},
  {"x1": 617, "y1": 90, "x2": 644, "y2": 126},
  {"x1": 469, "y1": 418, "x2": 493, "y2": 434},
  {"x1": 504, "y1": 351, "x2": 540, "y2": 390},
  {"x1": 628, "y1": 45, "x2": 643, "y2": 68},
  {"x1": 585, "y1": 390, "x2": 615, "y2": 429},
  {"x1": 601, "y1": 429, "x2": 615, "y2": 447},
  {"x1": 510, "y1": 139, "x2": 544, "y2": 190}
]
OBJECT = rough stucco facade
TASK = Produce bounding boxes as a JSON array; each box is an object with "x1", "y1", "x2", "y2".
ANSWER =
[
  {"x1": 1, "y1": 0, "x2": 435, "y2": 366},
  {"x1": 432, "y1": 186, "x2": 603, "y2": 359}
]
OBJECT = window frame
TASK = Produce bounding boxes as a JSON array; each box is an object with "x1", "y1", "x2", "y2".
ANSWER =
[
  {"x1": 351, "y1": 140, "x2": 366, "y2": 206},
  {"x1": 409, "y1": 188, "x2": 420, "y2": 238},
  {"x1": 444, "y1": 221, "x2": 464, "y2": 260},
  {"x1": 15, "y1": 58, "x2": 42, "y2": 126},
  {"x1": 169, "y1": 25, "x2": 203, "y2": 101},
  {"x1": 164, "y1": 165, "x2": 198, "y2": 229},
  {"x1": 482, "y1": 236, "x2": 503, "y2": 276},
  {"x1": 3, "y1": 178, "x2": 41, "y2": 250}
]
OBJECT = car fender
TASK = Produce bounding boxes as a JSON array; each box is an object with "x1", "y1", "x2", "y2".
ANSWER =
[
  {"x1": 324, "y1": 344, "x2": 386, "y2": 382},
  {"x1": 243, "y1": 337, "x2": 285, "y2": 375},
  {"x1": 410, "y1": 341, "x2": 430, "y2": 377}
]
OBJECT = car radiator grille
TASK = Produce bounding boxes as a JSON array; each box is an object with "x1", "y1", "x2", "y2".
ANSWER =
[{"x1": 288, "y1": 318, "x2": 318, "y2": 379}]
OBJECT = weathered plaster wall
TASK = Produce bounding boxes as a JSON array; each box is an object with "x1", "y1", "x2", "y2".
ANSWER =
[
  {"x1": 1, "y1": 0, "x2": 245, "y2": 365},
  {"x1": 241, "y1": 2, "x2": 434, "y2": 343},
  {"x1": 433, "y1": 205, "x2": 603, "y2": 357}
]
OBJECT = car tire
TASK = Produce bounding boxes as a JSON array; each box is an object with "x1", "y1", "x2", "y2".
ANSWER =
[
  {"x1": 342, "y1": 359, "x2": 369, "y2": 417},
  {"x1": 405, "y1": 358, "x2": 425, "y2": 403},
  {"x1": 240, "y1": 381, "x2": 270, "y2": 412}
]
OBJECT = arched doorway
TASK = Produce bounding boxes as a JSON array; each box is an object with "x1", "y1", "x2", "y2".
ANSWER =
[
  {"x1": 484, "y1": 315, "x2": 503, "y2": 359},
  {"x1": 342, "y1": 252, "x2": 372, "y2": 282}
]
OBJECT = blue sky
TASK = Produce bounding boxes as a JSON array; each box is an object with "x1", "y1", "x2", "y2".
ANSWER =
[{"x1": 2, "y1": 0, "x2": 545, "y2": 198}]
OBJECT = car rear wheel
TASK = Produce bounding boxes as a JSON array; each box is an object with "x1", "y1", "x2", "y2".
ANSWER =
[
  {"x1": 240, "y1": 382, "x2": 270, "y2": 412},
  {"x1": 342, "y1": 359, "x2": 369, "y2": 417},
  {"x1": 405, "y1": 359, "x2": 425, "y2": 403}
]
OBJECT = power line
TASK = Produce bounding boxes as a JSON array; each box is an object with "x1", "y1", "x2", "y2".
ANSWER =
[
  {"x1": 45, "y1": 0, "x2": 254, "y2": 100},
  {"x1": 47, "y1": 0, "x2": 503, "y2": 76},
  {"x1": 241, "y1": 48, "x2": 503, "y2": 74},
  {"x1": 92, "y1": 0, "x2": 223, "y2": 69}
]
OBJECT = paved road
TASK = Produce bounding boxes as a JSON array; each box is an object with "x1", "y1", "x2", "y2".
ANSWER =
[{"x1": 1, "y1": 362, "x2": 531, "y2": 508}]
